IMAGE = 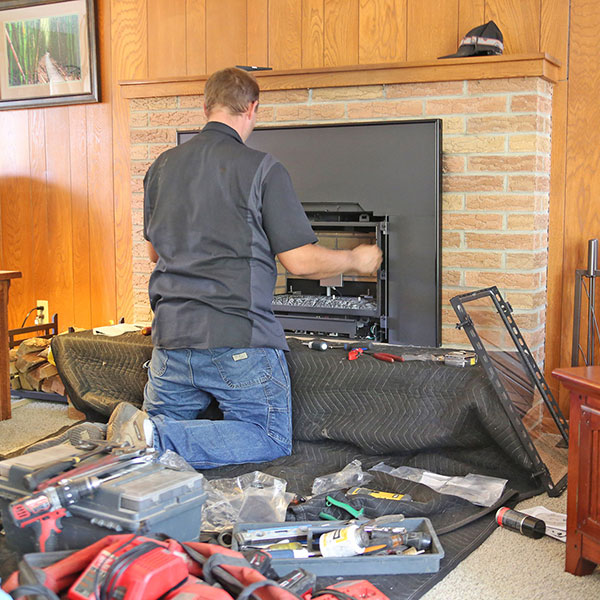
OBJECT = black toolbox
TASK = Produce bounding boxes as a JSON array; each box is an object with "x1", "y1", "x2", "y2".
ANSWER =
[{"x1": 0, "y1": 444, "x2": 207, "y2": 553}]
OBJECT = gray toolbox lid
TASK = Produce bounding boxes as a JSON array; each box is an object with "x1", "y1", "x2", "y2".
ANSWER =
[{"x1": 72, "y1": 463, "x2": 206, "y2": 524}]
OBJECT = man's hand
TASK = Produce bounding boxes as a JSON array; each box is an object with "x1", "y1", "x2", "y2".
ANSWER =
[
  {"x1": 348, "y1": 244, "x2": 383, "y2": 275},
  {"x1": 147, "y1": 241, "x2": 158, "y2": 263},
  {"x1": 277, "y1": 242, "x2": 382, "y2": 280}
]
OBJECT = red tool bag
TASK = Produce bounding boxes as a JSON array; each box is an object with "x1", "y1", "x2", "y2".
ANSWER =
[{"x1": 1, "y1": 534, "x2": 299, "y2": 600}]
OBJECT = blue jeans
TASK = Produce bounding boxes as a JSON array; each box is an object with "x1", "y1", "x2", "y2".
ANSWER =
[{"x1": 143, "y1": 347, "x2": 292, "y2": 469}]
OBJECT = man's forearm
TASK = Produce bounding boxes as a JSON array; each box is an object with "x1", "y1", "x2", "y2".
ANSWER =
[{"x1": 277, "y1": 243, "x2": 380, "y2": 279}]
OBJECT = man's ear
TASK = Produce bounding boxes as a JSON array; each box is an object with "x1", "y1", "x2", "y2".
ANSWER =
[{"x1": 248, "y1": 100, "x2": 258, "y2": 118}]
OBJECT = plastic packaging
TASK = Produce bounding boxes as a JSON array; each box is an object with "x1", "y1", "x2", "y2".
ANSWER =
[
  {"x1": 202, "y1": 471, "x2": 294, "y2": 531},
  {"x1": 371, "y1": 463, "x2": 507, "y2": 507},
  {"x1": 158, "y1": 449, "x2": 197, "y2": 472},
  {"x1": 311, "y1": 460, "x2": 373, "y2": 496}
]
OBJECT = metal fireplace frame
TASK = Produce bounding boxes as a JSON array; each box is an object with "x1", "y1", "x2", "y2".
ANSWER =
[{"x1": 178, "y1": 118, "x2": 442, "y2": 346}]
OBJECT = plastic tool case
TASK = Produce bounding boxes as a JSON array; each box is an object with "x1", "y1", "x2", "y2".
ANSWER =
[
  {"x1": 232, "y1": 517, "x2": 444, "y2": 576},
  {"x1": 0, "y1": 444, "x2": 206, "y2": 553}
]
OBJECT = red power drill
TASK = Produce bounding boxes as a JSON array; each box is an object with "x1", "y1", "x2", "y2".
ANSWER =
[{"x1": 8, "y1": 476, "x2": 102, "y2": 552}]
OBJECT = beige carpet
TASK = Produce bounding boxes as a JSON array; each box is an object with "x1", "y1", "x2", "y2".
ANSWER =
[
  {"x1": 422, "y1": 492, "x2": 600, "y2": 599},
  {"x1": 0, "y1": 397, "x2": 75, "y2": 456}
]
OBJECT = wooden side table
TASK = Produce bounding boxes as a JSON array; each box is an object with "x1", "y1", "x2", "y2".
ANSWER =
[
  {"x1": 0, "y1": 270, "x2": 22, "y2": 421},
  {"x1": 552, "y1": 366, "x2": 600, "y2": 575}
]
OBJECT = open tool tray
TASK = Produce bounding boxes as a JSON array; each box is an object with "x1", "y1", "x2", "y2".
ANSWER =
[{"x1": 232, "y1": 518, "x2": 444, "y2": 576}]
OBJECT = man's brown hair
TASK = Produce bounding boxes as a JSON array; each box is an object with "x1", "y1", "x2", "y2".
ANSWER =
[{"x1": 204, "y1": 67, "x2": 260, "y2": 116}]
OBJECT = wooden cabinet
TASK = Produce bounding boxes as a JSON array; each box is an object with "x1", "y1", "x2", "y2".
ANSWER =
[
  {"x1": 0, "y1": 271, "x2": 21, "y2": 421},
  {"x1": 552, "y1": 366, "x2": 600, "y2": 575}
]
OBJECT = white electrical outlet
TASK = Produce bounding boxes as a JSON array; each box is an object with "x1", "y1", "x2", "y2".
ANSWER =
[{"x1": 36, "y1": 300, "x2": 49, "y2": 324}]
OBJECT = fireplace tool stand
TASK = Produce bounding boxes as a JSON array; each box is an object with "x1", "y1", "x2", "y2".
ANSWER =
[{"x1": 572, "y1": 238, "x2": 600, "y2": 366}]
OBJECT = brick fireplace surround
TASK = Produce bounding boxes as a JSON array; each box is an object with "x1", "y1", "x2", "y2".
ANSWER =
[{"x1": 122, "y1": 55, "x2": 558, "y2": 360}]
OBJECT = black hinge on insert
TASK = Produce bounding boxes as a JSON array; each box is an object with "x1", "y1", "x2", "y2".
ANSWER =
[
  {"x1": 379, "y1": 221, "x2": 388, "y2": 235},
  {"x1": 379, "y1": 269, "x2": 387, "y2": 281},
  {"x1": 380, "y1": 316, "x2": 388, "y2": 329}
]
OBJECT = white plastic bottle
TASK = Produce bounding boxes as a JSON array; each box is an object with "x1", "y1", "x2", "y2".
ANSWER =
[{"x1": 319, "y1": 524, "x2": 369, "y2": 557}]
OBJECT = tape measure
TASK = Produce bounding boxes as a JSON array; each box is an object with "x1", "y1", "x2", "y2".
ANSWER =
[
  {"x1": 443, "y1": 351, "x2": 477, "y2": 367},
  {"x1": 346, "y1": 486, "x2": 411, "y2": 501}
]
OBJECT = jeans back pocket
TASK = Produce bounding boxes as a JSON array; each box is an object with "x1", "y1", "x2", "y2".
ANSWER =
[
  {"x1": 149, "y1": 347, "x2": 169, "y2": 377},
  {"x1": 211, "y1": 348, "x2": 273, "y2": 389}
]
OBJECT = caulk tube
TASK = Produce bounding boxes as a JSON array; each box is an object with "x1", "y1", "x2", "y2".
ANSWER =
[
  {"x1": 319, "y1": 524, "x2": 369, "y2": 557},
  {"x1": 496, "y1": 507, "x2": 546, "y2": 539}
]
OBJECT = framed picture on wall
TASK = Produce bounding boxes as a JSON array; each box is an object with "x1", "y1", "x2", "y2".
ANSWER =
[{"x1": 0, "y1": 0, "x2": 98, "y2": 110}]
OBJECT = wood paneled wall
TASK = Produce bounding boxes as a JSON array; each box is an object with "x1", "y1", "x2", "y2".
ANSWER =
[
  {"x1": 134, "y1": 0, "x2": 568, "y2": 76},
  {"x1": 0, "y1": 0, "x2": 596, "y2": 407},
  {"x1": 0, "y1": 0, "x2": 115, "y2": 332}
]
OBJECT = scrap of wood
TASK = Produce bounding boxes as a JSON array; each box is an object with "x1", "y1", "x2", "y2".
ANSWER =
[
  {"x1": 41, "y1": 374, "x2": 65, "y2": 396},
  {"x1": 16, "y1": 337, "x2": 51, "y2": 357},
  {"x1": 15, "y1": 352, "x2": 46, "y2": 373}
]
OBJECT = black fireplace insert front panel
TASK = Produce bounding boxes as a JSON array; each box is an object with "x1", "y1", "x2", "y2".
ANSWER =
[{"x1": 178, "y1": 119, "x2": 442, "y2": 346}]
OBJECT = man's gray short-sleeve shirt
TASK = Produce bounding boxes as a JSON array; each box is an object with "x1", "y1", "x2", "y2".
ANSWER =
[{"x1": 144, "y1": 121, "x2": 317, "y2": 351}]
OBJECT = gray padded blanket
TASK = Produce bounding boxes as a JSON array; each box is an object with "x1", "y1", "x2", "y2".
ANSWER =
[
  {"x1": 51, "y1": 330, "x2": 152, "y2": 420},
  {"x1": 48, "y1": 333, "x2": 544, "y2": 598}
]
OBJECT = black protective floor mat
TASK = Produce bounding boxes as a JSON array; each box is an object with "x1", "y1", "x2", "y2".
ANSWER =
[
  {"x1": 198, "y1": 339, "x2": 544, "y2": 598},
  {"x1": 5, "y1": 335, "x2": 546, "y2": 598}
]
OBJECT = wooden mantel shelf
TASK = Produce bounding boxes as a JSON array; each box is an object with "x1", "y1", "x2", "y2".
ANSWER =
[{"x1": 120, "y1": 53, "x2": 560, "y2": 100}]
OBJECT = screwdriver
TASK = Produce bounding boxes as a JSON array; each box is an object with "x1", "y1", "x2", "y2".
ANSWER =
[
  {"x1": 303, "y1": 339, "x2": 329, "y2": 351},
  {"x1": 303, "y1": 340, "x2": 374, "y2": 352}
]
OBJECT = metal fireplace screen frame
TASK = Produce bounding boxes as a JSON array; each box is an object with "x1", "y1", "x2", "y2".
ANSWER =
[{"x1": 451, "y1": 286, "x2": 569, "y2": 496}]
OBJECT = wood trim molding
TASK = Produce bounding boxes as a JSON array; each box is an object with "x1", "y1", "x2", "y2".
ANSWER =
[{"x1": 120, "y1": 53, "x2": 560, "y2": 99}]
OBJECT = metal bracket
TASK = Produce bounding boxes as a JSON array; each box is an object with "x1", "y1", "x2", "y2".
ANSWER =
[{"x1": 455, "y1": 316, "x2": 472, "y2": 330}]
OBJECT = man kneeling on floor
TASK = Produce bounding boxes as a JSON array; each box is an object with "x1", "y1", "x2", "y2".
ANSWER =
[{"x1": 107, "y1": 67, "x2": 382, "y2": 469}]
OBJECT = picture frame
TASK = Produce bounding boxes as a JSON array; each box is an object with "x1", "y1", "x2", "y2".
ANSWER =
[{"x1": 0, "y1": 0, "x2": 98, "y2": 110}]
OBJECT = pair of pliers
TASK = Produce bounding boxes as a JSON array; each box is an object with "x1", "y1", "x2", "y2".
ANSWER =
[
  {"x1": 319, "y1": 495, "x2": 365, "y2": 520},
  {"x1": 371, "y1": 352, "x2": 405, "y2": 363},
  {"x1": 348, "y1": 347, "x2": 366, "y2": 360}
]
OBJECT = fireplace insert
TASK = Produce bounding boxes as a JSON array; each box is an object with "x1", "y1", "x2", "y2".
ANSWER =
[
  {"x1": 178, "y1": 118, "x2": 442, "y2": 346},
  {"x1": 272, "y1": 208, "x2": 388, "y2": 340}
]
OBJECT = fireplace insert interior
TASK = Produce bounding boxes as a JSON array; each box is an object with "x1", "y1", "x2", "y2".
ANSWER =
[
  {"x1": 273, "y1": 209, "x2": 388, "y2": 340},
  {"x1": 178, "y1": 118, "x2": 442, "y2": 346}
]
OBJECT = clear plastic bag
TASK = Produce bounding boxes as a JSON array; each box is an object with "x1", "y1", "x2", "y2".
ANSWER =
[
  {"x1": 202, "y1": 471, "x2": 294, "y2": 531},
  {"x1": 311, "y1": 459, "x2": 373, "y2": 496},
  {"x1": 371, "y1": 463, "x2": 507, "y2": 507},
  {"x1": 157, "y1": 449, "x2": 197, "y2": 472}
]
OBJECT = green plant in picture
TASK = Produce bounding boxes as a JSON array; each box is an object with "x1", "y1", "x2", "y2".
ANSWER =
[{"x1": 4, "y1": 14, "x2": 81, "y2": 88}]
